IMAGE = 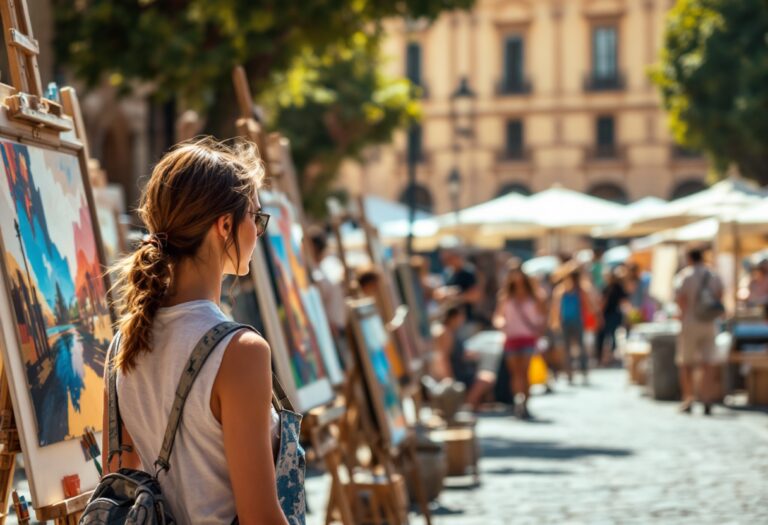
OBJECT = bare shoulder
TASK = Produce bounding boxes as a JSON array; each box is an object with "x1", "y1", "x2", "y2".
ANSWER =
[{"x1": 219, "y1": 329, "x2": 272, "y2": 383}]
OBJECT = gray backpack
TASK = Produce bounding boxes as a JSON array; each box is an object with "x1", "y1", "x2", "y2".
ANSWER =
[
  {"x1": 693, "y1": 271, "x2": 725, "y2": 322},
  {"x1": 80, "y1": 322, "x2": 277, "y2": 524}
]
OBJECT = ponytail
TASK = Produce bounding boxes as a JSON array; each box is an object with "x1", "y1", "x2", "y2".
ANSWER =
[
  {"x1": 112, "y1": 240, "x2": 172, "y2": 372},
  {"x1": 109, "y1": 137, "x2": 264, "y2": 374}
]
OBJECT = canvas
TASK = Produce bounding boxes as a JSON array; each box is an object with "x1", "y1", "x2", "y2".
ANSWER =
[
  {"x1": 350, "y1": 300, "x2": 407, "y2": 448},
  {"x1": 395, "y1": 263, "x2": 431, "y2": 340},
  {"x1": 302, "y1": 286, "x2": 344, "y2": 386},
  {"x1": 261, "y1": 192, "x2": 328, "y2": 388},
  {"x1": 0, "y1": 139, "x2": 112, "y2": 447},
  {"x1": 92, "y1": 185, "x2": 126, "y2": 267}
]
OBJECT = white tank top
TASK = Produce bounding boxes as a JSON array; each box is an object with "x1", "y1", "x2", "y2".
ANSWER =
[{"x1": 116, "y1": 300, "x2": 279, "y2": 525}]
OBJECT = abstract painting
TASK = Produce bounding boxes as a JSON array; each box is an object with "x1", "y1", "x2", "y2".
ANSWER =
[
  {"x1": 261, "y1": 192, "x2": 328, "y2": 389},
  {"x1": 0, "y1": 139, "x2": 111, "y2": 447},
  {"x1": 349, "y1": 299, "x2": 407, "y2": 448}
]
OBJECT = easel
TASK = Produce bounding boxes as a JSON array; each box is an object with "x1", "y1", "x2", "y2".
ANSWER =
[
  {"x1": 0, "y1": 2, "x2": 112, "y2": 522},
  {"x1": 230, "y1": 65, "x2": 364, "y2": 523},
  {"x1": 342, "y1": 300, "x2": 432, "y2": 525}
]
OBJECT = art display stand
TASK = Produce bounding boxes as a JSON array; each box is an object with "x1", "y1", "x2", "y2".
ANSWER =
[
  {"x1": 0, "y1": 1, "x2": 112, "y2": 522},
  {"x1": 339, "y1": 328, "x2": 432, "y2": 525}
]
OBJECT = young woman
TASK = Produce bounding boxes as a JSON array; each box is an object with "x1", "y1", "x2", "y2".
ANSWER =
[
  {"x1": 551, "y1": 269, "x2": 598, "y2": 384},
  {"x1": 494, "y1": 267, "x2": 545, "y2": 419},
  {"x1": 102, "y1": 139, "x2": 295, "y2": 525}
]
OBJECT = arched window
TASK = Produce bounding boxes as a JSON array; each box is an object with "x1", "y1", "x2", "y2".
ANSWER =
[
  {"x1": 670, "y1": 178, "x2": 706, "y2": 200},
  {"x1": 496, "y1": 182, "x2": 532, "y2": 197},
  {"x1": 587, "y1": 182, "x2": 628, "y2": 203},
  {"x1": 399, "y1": 183, "x2": 434, "y2": 213}
]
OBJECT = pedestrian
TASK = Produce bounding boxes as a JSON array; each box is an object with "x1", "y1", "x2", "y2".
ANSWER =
[
  {"x1": 595, "y1": 265, "x2": 629, "y2": 366},
  {"x1": 435, "y1": 247, "x2": 482, "y2": 332},
  {"x1": 106, "y1": 139, "x2": 300, "y2": 524},
  {"x1": 674, "y1": 248, "x2": 724, "y2": 415},
  {"x1": 494, "y1": 266, "x2": 545, "y2": 419},
  {"x1": 308, "y1": 226, "x2": 348, "y2": 337},
  {"x1": 432, "y1": 304, "x2": 467, "y2": 382},
  {"x1": 551, "y1": 267, "x2": 599, "y2": 384}
]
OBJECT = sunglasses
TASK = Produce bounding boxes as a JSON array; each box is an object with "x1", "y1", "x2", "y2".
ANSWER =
[{"x1": 248, "y1": 211, "x2": 271, "y2": 237}]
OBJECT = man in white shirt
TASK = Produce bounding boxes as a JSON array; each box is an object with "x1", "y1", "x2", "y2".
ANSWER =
[{"x1": 674, "y1": 248, "x2": 724, "y2": 415}]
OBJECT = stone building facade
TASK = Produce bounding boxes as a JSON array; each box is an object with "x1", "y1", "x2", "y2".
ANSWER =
[{"x1": 337, "y1": 0, "x2": 710, "y2": 215}]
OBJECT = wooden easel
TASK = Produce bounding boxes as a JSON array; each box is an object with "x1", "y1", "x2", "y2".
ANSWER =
[
  {"x1": 230, "y1": 65, "x2": 368, "y2": 523},
  {"x1": 341, "y1": 303, "x2": 432, "y2": 525},
  {"x1": 0, "y1": 2, "x2": 111, "y2": 522}
]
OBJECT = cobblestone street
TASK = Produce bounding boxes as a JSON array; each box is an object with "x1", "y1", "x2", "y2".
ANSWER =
[{"x1": 305, "y1": 369, "x2": 768, "y2": 525}]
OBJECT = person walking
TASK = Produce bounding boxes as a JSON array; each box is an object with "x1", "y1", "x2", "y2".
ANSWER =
[
  {"x1": 494, "y1": 267, "x2": 545, "y2": 419},
  {"x1": 104, "y1": 139, "x2": 301, "y2": 524},
  {"x1": 674, "y1": 248, "x2": 724, "y2": 415},
  {"x1": 596, "y1": 266, "x2": 629, "y2": 366},
  {"x1": 551, "y1": 269, "x2": 599, "y2": 384}
]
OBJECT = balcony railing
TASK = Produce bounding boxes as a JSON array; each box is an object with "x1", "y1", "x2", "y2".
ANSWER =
[
  {"x1": 586, "y1": 144, "x2": 626, "y2": 162},
  {"x1": 410, "y1": 81, "x2": 429, "y2": 99},
  {"x1": 584, "y1": 71, "x2": 626, "y2": 92},
  {"x1": 398, "y1": 150, "x2": 431, "y2": 165},
  {"x1": 672, "y1": 145, "x2": 704, "y2": 159},
  {"x1": 496, "y1": 147, "x2": 532, "y2": 163},
  {"x1": 496, "y1": 77, "x2": 532, "y2": 96}
]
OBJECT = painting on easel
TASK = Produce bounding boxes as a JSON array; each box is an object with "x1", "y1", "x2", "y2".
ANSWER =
[
  {"x1": 348, "y1": 298, "x2": 407, "y2": 448},
  {"x1": 0, "y1": 139, "x2": 111, "y2": 447}
]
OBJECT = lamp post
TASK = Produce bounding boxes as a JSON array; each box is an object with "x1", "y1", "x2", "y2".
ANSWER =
[
  {"x1": 448, "y1": 76, "x2": 476, "y2": 230},
  {"x1": 447, "y1": 167, "x2": 462, "y2": 225},
  {"x1": 406, "y1": 122, "x2": 418, "y2": 255}
]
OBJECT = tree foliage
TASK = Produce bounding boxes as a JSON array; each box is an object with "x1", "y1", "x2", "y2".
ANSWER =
[
  {"x1": 652, "y1": 0, "x2": 768, "y2": 183},
  {"x1": 261, "y1": 31, "x2": 421, "y2": 216},
  {"x1": 52, "y1": 0, "x2": 471, "y2": 107},
  {"x1": 52, "y1": 0, "x2": 472, "y2": 214}
]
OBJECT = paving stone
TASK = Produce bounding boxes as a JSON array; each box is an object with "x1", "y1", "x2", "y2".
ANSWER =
[{"x1": 305, "y1": 368, "x2": 768, "y2": 524}]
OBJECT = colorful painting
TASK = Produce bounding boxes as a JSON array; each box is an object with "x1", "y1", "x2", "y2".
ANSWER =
[
  {"x1": 0, "y1": 139, "x2": 111, "y2": 447},
  {"x1": 350, "y1": 299, "x2": 407, "y2": 448},
  {"x1": 302, "y1": 286, "x2": 344, "y2": 385},
  {"x1": 261, "y1": 192, "x2": 328, "y2": 388},
  {"x1": 396, "y1": 263, "x2": 431, "y2": 340}
]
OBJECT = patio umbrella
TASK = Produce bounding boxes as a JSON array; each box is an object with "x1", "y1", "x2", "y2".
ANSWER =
[
  {"x1": 593, "y1": 196, "x2": 669, "y2": 238},
  {"x1": 621, "y1": 178, "x2": 766, "y2": 233}
]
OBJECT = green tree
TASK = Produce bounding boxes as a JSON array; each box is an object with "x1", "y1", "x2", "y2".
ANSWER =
[
  {"x1": 262, "y1": 32, "x2": 421, "y2": 216},
  {"x1": 52, "y1": 1, "x2": 472, "y2": 213},
  {"x1": 652, "y1": 0, "x2": 768, "y2": 183},
  {"x1": 52, "y1": 0, "x2": 471, "y2": 107}
]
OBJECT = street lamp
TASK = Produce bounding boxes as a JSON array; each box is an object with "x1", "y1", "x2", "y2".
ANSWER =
[
  {"x1": 447, "y1": 77, "x2": 476, "y2": 229},
  {"x1": 447, "y1": 167, "x2": 462, "y2": 222}
]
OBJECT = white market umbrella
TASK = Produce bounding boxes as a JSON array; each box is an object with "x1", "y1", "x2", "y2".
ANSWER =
[
  {"x1": 593, "y1": 196, "x2": 669, "y2": 238},
  {"x1": 625, "y1": 178, "x2": 766, "y2": 232},
  {"x1": 483, "y1": 185, "x2": 625, "y2": 234}
]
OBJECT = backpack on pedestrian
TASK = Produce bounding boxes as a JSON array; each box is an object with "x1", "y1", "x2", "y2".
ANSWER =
[
  {"x1": 79, "y1": 322, "x2": 293, "y2": 525},
  {"x1": 693, "y1": 270, "x2": 725, "y2": 322}
]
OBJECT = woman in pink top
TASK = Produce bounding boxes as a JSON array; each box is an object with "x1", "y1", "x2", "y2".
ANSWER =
[{"x1": 494, "y1": 266, "x2": 545, "y2": 419}]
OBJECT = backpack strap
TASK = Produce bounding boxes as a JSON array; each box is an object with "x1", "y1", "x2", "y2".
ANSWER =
[
  {"x1": 106, "y1": 331, "x2": 128, "y2": 467},
  {"x1": 154, "y1": 321, "x2": 293, "y2": 474}
]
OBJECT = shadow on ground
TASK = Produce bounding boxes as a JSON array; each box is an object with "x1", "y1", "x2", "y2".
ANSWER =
[{"x1": 480, "y1": 437, "x2": 634, "y2": 461}]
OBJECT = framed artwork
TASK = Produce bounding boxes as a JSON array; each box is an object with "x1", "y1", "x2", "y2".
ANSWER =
[
  {"x1": 301, "y1": 285, "x2": 344, "y2": 386},
  {"x1": 395, "y1": 262, "x2": 431, "y2": 341},
  {"x1": 0, "y1": 134, "x2": 113, "y2": 506},
  {"x1": 347, "y1": 298, "x2": 407, "y2": 449},
  {"x1": 92, "y1": 184, "x2": 127, "y2": 267},
  {"x1": 257, "y1": 190, "x2": 335, "y2": 410}
]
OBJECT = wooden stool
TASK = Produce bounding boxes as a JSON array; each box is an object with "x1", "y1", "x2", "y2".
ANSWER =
[
  {"x1": 429, "y1": 427, "x2": 480, "y2": 483},
  {"x1": 345, "y1": 471, "x2": 409, "y2": 525}
]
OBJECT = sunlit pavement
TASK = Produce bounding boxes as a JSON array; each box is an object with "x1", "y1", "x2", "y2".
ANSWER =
[{"x1": 305, "y1": 368, "x2": 768, "y2": 525}]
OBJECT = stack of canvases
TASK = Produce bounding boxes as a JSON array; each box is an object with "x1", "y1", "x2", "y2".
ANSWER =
[{"x1": 326, "y1": 199, "x2": 482, "y2": 508}]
